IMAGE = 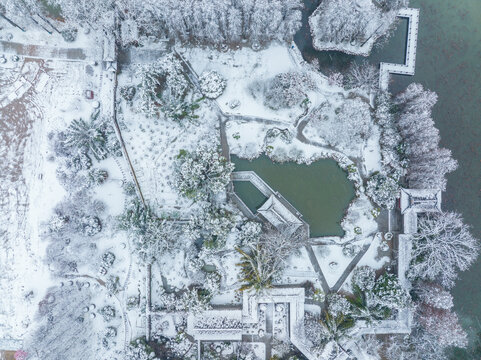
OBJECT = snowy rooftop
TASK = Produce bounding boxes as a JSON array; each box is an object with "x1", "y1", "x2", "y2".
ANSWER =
[
  {"x1": 258, "y1": 195, "x2": 303, "y2": 228},
  {"x1": 400, "y1": 188, "x2": 442, "y2": 214},
  {"x1": 187, "y1": 310, "x2": 243, "y2": 341}
]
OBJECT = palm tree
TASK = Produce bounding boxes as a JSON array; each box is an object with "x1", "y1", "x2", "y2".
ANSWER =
[{"x1": 64, "y1": 118, "x2": 108, "y2": 160}]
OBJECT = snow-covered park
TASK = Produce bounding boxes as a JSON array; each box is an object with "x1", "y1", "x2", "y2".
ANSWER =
[{"x1": 0, "y1": 1, "x2": 476, "y2": 360}]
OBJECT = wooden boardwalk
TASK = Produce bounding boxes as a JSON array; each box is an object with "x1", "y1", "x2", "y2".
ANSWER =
[{"x1": 379, "y1": 8, "x2": 420, "y2": 91}]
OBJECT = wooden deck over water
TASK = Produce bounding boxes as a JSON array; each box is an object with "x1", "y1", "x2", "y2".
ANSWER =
[{"x1": 379, "y1": 8, "x2": 420, "y2": 91}]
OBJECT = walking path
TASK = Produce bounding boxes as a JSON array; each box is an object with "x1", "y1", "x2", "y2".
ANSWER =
[
  {"x1": 232, "y1": 171, "x2": 275, "y2": 198},
  {"x1": 305, "y1": 245, "x2": 331, "y2": 294},
  {"x1": 118, "y1": 44, "x2": 168, "y2": 65},
  {"x1": 330, "y1": 238, "x2": 374, "y2": 293},
  {"x1": 100, "y1": 38, "x2": 146, "y2": 205},
  {"x1": 379, "y1": 8, "x2": 420, "y2": 91},
  {"x1": 0, "y1": 40, "x2": 98, "y2": 61}
]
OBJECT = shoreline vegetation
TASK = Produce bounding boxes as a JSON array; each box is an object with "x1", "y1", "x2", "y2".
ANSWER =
[{"x1": 0, "y1": 1, "x2": 478, "y2": 360}]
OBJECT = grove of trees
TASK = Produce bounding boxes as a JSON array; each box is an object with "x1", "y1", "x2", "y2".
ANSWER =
[
  {"x1": 394, "y1": 83, "x2": 458, "y2": 191},
  {"x1": 3, "y1": 0, "x2": 303, "y2": 46},
  {"x1": 308, "y1": 0, "x2": 408, "y2": 54},
  {"x1": 250, "y1": 71, "x2": 316, "y2": 110},
  {"x1": 174, "y1": 146, "x2": 234, "y2": 201}
]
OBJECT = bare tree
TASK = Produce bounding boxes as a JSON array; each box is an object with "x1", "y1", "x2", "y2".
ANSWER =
[
  {"x1": 395, "y1": 83, "x2": 458, "y2": 190},
  {"x1": 414, "y1": 281, "x2": 454, "y2": 310},
  {"x1": 236, "y1": 224, "x2": 307, "y2": 292},
  {"x1": 344, "y1": 61, "x2": 379, "y2": 93},
  {"x1": 383, "y1": 330, "x2": 449, "y2": 360},
  {"x1": 409, "y1": 212, "x2": 479, "y2": 288},
  {"x1": 417, "y1": 304, "x2": 468, "y2": 348}
]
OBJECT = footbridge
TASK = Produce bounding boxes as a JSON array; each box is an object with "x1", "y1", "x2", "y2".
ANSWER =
[{"x1": 379, "y1": 8, "x2": 420, "y2": 91}]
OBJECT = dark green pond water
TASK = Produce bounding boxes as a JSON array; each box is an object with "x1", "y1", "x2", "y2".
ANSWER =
[
  {"x1": 232, "y1": 155, "x2": 355, "y2": 237},
  {"x1": 296, "y1": 0, "x2": 481, "y2": 356}
]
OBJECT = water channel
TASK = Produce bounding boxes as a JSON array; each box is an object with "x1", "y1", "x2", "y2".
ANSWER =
[
  {"x1": 295, "y1": 0, "x2": 481, "y2": 356},
  {"x1": 232, "y1": 155, "x2": 355, "y2": 237}
]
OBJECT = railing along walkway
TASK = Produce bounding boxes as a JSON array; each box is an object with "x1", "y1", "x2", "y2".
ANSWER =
[{"x1": 379, "y1": 8, "x2": 420, "y2": 91}]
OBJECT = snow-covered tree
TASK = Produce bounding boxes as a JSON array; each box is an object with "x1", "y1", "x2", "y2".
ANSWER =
[
  {"x1": 409, "y1": 212, "x2": 479, "y2": 288},
  {"x1": 344, "y1": 61, "x2": 379, "y2": 94},
  {"x1": 238, "y1": 220, "x2": 263, "y2": 246},
  {"x1": 415, "y1": 282, "x2": 453, "y2": 310},
  {"x1": 350, "y1": 267, "x2": 410, "y2": 322},
  {"x1": 326, "y1": 293, "x2": 352, "y2": 317},
  {"x1": 136, "y1": 0, "x2": 302, "y2": 46},
  {"x1": 124, "y1": 337, "x2": 159, "y2": 360},
  {"x1": 64, "y1": 118, "x2": 108, "y2": 160},
  {"x1": 1, "y1": 0, "x2": 38, "y2": 16},
  {"x1": 4, "y1": 0, "x2": 303, "y2": 46},
  {"x1": 185, "y1": 204, "x2": 236, "y2": 249},
  {"x1": 159, "y1": 287, "x2": 212, "y2": 315},
  {"x1": 199, "y1": 71, "x2": 226, "y2": 99},
  {"x1": 375, "y1": 92, "x2": 407, "y2": 178},
  {"x1": 351, "y1": 266, "x2": 376, "y2": 292},
  {"x1": 161, "y1": 97, "x2": 203, "y2": 125},
  {"x1": 304, "y1": 309, "x2": 355, "y2": 357},
  {"x1": 99, "y1": 305, "x2": 116, "y2": 321},
  {"x1": 395, "y1": 83, "x2": 438, "y2": 115},
  {"x1": 307, "y1": 98, "x2": 373, "y2": 152},
  {"x1": 118, "y1": 200, "x2": 181, "y2": 263},
  {"x1": 136, "y1": 54, "x2": 189, "y2": 118},
  {"x1": 120, "y1": 85, "x2": 136, "y2": 102},
  {"x1": 178, "y1": 287, "x2": 212, "y2": 315},
  {"x1": 365, "y1": 172, "x2": 400, "y2": 209},
  {"x1": 44, "y1": 192, "x2": 105, "y2": 275},
  {"x1": 81, "y1": 215, "x2": 102, "y2": 236},
  {"x1": 384, "y1": 330, "x2": 449, "y2": 360},
  {"x1": 174, "y1": 146, "x2": 234, "y2": 201},
  {"x1": 46, "y1": 0, "x2": 116, "y2": 30},
  {"x1": 418, "y1": 304, "x2": 468, "y2": 348},
  {"x1": 395, "y1": 83, "x2": 458, "y2": 190},
  {"x1": 409, "y1": 280, "x2": 468, "y2": 351},
  {"x1": 63, "y1": 117, "x2": 120, "y2": 161},
  {"x1": 372, "y1": 272, "x2": 410, "y2": 310},
  {"x1": 308, "y1": 0, "x2": 406, "y2": 55},
  {"x1": 251, "y1": 71, "x2": 316, "y2": 110},
  {"x1": 236, "y1": 225, "x2": 306, "y2": 292},
  {"x1": 405, "y1": 147, "x2": 458, "y2": 191},
  {"x1": 54, "y1": 153, "x2": 109, "y2": 192}
]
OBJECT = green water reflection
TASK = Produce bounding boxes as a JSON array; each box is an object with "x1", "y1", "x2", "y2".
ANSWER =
[{"x1": 232, "y1": 155, "x2": 355, "y2": 237}]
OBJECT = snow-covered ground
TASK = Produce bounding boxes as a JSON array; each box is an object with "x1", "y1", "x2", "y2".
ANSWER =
[
  {"x1": 181, "y1": 45, "x2": 337, "y2": 124},
  {"x1": 117, "y1": 65, "x2": 220, "y2": 214},
  {"x1": 1, "y1": 28, "x2": 404, "y2": 359},
  {"x1": 0, "y1": 55, "x2": 103, "y2": 340}
]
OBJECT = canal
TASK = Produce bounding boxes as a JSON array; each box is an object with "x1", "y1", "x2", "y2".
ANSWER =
[{"x1": 295, "y1": 0, "x2": 481, "y2": 356}]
